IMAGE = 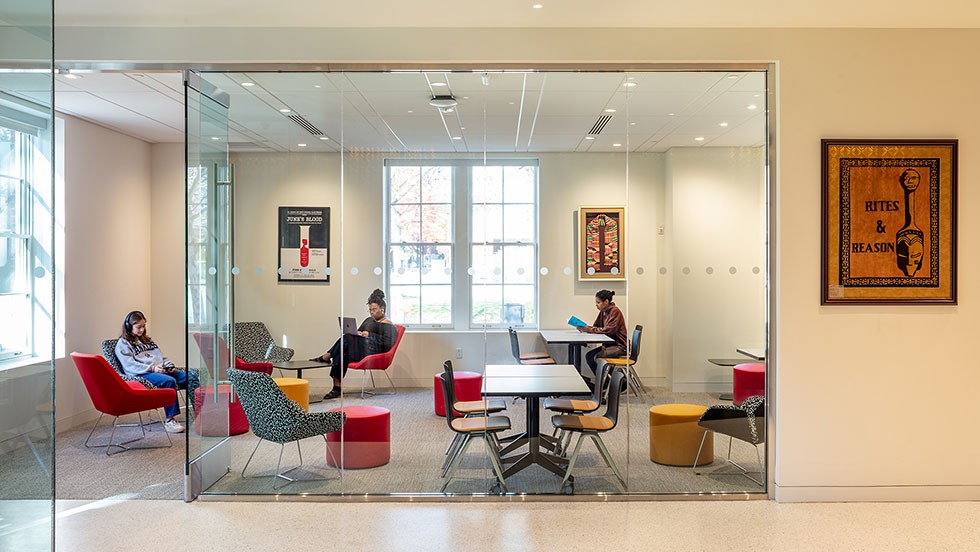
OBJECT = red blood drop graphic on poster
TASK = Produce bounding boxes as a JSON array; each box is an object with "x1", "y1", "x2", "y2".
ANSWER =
[{"x1": 300, "y1": 238, "x2": 309, "y2": 267}]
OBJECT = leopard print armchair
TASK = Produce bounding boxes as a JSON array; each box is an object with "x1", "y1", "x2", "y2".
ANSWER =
[{"x1": 232, "y1": 322, "x2": 295, "y2": 364}]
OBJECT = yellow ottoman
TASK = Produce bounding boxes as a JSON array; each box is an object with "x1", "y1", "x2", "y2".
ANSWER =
[
  {"x1": 649, "y1": 404, "x2": 713, "y2": 466},
  {"x1": 273, "y1": 377, "x2": 310, "y2": 411}
]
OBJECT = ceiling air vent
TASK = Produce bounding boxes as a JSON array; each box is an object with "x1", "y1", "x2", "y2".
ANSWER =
[
  {"x1": 287, "y1": 114, "x2": 324, "y2": 136},
  {"x1": 589, "y1": 114, "x2": 613, "y2": 135}
]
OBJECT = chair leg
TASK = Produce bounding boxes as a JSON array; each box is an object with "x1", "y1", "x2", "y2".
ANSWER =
[
  {"x1": 84, "y1": 412, "x2": 172, "y2": 456},
  {"x1": 322, "y1": 435, "x2": 343, "y2": 477},
  {"x1": 589, "y1": 433, "x2": 626, "y2": 490},
  {"x1": 626, "y1": 365, "x2": 644, "y2": 397},
  {"x1": 483, "y1": 434, "x2": 508, "y2": 494},
  {"x1": 241, "y1": 439, "x2": 263, "y2": 478},
  {"x1": 558, "y1": 432, "x2": 587, "y2": 492},
  {"x1": 693, "y1": 430, "x2": 710, "y2": 475},
  {"x1": 441, "y1": 434, "x2": 474, "y2": 492},
  {"x1": 442, "y1": 433, "x2": 470, "y2": 478},
  {"x1": 21, "y1": 433, "x2": 50, "y2": 477}
]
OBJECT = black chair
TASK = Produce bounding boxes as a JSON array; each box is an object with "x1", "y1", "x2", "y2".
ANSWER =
[
  {"x1": 550, "y1": 369, "x2": 628, "y2": 492},
  {"x1": 598, "y1": 324, "x2": 644, "y2": 397},
  {"x1": 508, "y1": 327, "x2": 556, "y2": 365},
  {"x1": 441, "y1": 360, "x2": 508, "y2": 471},
  {"x1": 693, "y1": 394, "x2": 765, "y2": 486},
  {"x1": 229, "y1": 368, "x2": 345, "y2": 489},
  {"x1": 438, "y1": 372, "x2": 511, "y2": 493}
]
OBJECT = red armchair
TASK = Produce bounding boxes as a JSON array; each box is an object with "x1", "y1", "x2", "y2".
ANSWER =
[
  {"x1": 71, "y1": 352, "x2": 177, "y2": 455},
  {"x1": 346, "y1": 324, "x2": 405, "y2": 398}
]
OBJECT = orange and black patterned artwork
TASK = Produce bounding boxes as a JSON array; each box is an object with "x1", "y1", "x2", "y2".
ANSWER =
[{"x1": 579, "y1": 207, "x2": 624, "y2": 280}]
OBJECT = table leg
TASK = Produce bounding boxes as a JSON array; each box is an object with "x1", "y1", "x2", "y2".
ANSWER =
[{"x1": 500, "y1": 396, "x2": 569, "y2": 479}]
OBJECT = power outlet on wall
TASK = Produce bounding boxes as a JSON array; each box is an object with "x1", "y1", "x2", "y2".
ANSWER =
[{"x1": 455, "y1": 347, "x2": 463, "y2": 359}]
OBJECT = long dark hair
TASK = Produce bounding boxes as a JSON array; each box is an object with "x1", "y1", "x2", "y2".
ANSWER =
[
  {"x1": 368, "y1": 288, "x2": 386, "y2": 312},
  {"x1": 595, "y1": 289, "x2": 615, "y2": 303},
  {"x1": 120, "y1": 310, "x2": 153, "y2": 345}
]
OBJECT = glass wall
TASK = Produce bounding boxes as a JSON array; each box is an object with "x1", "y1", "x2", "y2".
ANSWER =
[
  {"x1": 191, "y1": 68, "x2": 768, "y2": 497},
  {"x1": 0, "y1": 0, "x2": 56, "y2": 547}
]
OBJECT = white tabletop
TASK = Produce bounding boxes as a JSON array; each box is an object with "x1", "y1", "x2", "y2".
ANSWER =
[
  {"x1": 539, "y1": 330, "x2": 614, "y2": 345},
  {"x1": 485, "y1": 364, "x2": 578, "y2": 378},
  {"x1": 736, "y1": 347, "x2": 766, "y2": 361},
  {"x1": 482, "y1": 375, "x2": 590, "y2": 397}
]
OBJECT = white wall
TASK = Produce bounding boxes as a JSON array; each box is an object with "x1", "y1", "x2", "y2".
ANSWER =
[
  {"x1": 59, "y1": 26, "x2": 980, "y2": 501},
  {"x1": 56, "y1": 114, "x2": 154, "y2": 429}
]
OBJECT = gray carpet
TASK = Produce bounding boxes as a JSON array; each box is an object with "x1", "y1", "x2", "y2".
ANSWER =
[{"x1": 31, "y1": 387, "x2": 764, "y2": 499}]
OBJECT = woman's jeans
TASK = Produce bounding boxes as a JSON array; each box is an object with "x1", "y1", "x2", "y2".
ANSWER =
[{"x1": 141, "y1": 370, "x2": 189, "y2": 419}]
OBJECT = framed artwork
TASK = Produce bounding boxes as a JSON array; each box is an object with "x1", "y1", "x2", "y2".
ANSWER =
[
  {"x1": 821, "y1": 139, "x2": 957, "y2": 304},
  {"x1": 579, "y1": 207, "x2": 625, "y2": 280},
  {"x1": 278, "y1": 206, "x2": 330, "y2": 283}
]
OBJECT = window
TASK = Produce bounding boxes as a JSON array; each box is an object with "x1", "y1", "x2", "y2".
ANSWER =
[
  {"x1": 0, "y1": 126, "x2": 33, "y2": 361},
  {"x1": 385, "y1": 160, "x2": 539, "y2": 329}
]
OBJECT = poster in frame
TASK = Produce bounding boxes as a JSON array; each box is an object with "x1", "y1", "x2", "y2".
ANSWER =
[
  {"x1": 579, "y1": 206, "x2": 625, "y2": 280},
  {"x1": 278, "y1": 206, "x2": 330, "y2": 283},
  {"x1": 820, "y1": 139, "x2": 957, "y2": 304}
]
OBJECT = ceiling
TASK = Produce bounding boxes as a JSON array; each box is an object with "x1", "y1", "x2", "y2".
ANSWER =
[{"x1": 52, "y1": 70, "x2": 767, "y2": 154}]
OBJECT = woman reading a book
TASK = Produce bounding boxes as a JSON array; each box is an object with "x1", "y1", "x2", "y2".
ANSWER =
[
  {"x1": 579, "y1": 289, "x2": 627, "y2": 383},
  {"x1": 309, "y1": 289, "x2": 398, "y2": 399}
]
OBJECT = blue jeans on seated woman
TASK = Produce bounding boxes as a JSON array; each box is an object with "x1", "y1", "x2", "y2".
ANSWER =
[{"x1": 141, "y1": 370, "x2": 188, "y2": 419}]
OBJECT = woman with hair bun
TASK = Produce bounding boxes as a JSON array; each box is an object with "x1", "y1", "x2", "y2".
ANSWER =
[
  {"x1": 310, "y1": 289, "x2": 397, "y2": 399},
  {"x1": 579, "y1": 289, "x2": 627, "y2": 384}
]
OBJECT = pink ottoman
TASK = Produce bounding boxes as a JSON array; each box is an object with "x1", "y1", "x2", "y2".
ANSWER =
[
  {"x1": 433, "y1": 371, "x2": 483, "y2": 417},
  {"x1": 733, "y1": 363, "x2": 765, "y2": 406},
  {"x1": 326, "y1": 405, "x2": 390, "y2": 468},
  {"x1": 194, "y1": 384, "x2": 249, "y2": 436}
]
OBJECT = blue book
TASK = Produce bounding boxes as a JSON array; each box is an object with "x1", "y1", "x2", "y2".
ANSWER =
[{"x1": 567, "y1": 315, "x2": 587, "y2": 328}]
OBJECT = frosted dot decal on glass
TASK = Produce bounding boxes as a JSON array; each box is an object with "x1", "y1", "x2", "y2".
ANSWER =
[
  {"x1": 636, "y1": 267, "x2": 645, "y2": 275},
  {"x1": 373, "y1": 267, "x2": 382, "y2": 276},
  {"x1": 350, "y1": 267, "x2": 359, "y2": 275},
  {"x1": 540, "y1": 267, "x2": 549, "y2": 276},
  {"x1": 398, "y1": 267, "x2": 405, "y2": 275},
  {"x1": 33, "y1": 266, "x2": 46, "y2": 278},
  {"x1": 586, "y1": 267, "x2": 596, "y2": 275},
  {"x1": 255, "y1": 267, "x2": 263, "y2": 275},
  {"x1": 659, "y1": 267, "x2": 667, "y2": 275},
  {"x1": 277, "y1": 267, "x2": 285, "y2": 275},
  {"x1": 444, "y1": 267, "x2": 452, "y2": 275},
  {"x1": 563, "y1": 267, "x2": 572, "y2": 276},
  {"x1": 467, "y1": 267, "x2": 475, "y2": 275},
  {"x1": 516, "y1": 267, "x2": 525, "y2": 275},
  {"x1": 682, "y1": 267, "x2": 690, "y2": 275},
  {"x1": 610, "y1": 267, "x2": 619, "y2": 275},
  {"x1": 752, "y1": 266, "x2": 761, "y2": 274},
  {"x1": 729, "y1": 266, "x2": 737, "y2": 274},
  {"x1": 325, "y1": 267, "x2": 332, "y2": 276},
  {"x1": 208, "y1": 267, "x2": 217, "y2": 275},
  {"x1": 705, "y1": 267, "x2": 714, "y2": 275},
  {"x1": 231, "y1": 267, "x2": 240, "y2": 276},
  {"x1": 493, "y1": 267, "x2": 501, "y2": 276}
]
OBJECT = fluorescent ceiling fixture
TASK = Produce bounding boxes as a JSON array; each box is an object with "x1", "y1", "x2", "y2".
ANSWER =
[
  {"x1": 241, "y1": 82, "x2": 254, "y2": 87},
  {"x1": 407, "y1": 110, "x2": 414, "y2": 113},
  {"x1": 452, "y1": 136, "x2": 462, "y2": 140},
  {"x1": 279, "y1": 108, "x2": 291, "y2": 113},
  {"x1": 585, "y1": 136, "x2": 595, "y2": 140},
  {"x1": 747, "y1": 104, "x2": 758, "y2": 110},
  {"x1": 431, "y1": 82, "x2": 448, "y2": 87},
  {"x1": 612, "y1": 143, "x2": 622, "y2": 147},
  {"x1": 604, "y1": 108, "x2": 616, "y2": 113},
  {"x1": 719, "y1": 122, "x2": 729, "y2": 127},
  {"x1": 318, "y1": 136, "x2": 329, "y2": 141},
  {"x1": 623, "y1": 82, "x2": 637, "y2": 87},
  {"x1": 695, "y1": 137, "x2": 705, "y2": 141},
  {"x1": 533, "y1": 4, "x2": 543, "y2": 9},
  {"x1": 297, "y1": 143, "x2": 307, "y2": 147},
  {"x1": 210, "y1": 136, "x2": 220, "y2": 141},
  {"x1": 314, "y1": 84, "x2": 321, "y2": 89},
  {"x1": 630, "y1": 122, "x2": 636, "y2": 126}
]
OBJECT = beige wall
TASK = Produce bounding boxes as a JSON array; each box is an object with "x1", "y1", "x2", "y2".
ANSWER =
[{"x1": 57, "y1": 26, "x2": 980, "y2": 501}]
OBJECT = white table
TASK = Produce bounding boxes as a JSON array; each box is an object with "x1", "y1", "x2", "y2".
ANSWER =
[
  {"x1": 483, "y1": 364, "x2": 590, "y2": 478},
  {"x1": 539, "y1": 330, "x2": 613, "y2": 374}
]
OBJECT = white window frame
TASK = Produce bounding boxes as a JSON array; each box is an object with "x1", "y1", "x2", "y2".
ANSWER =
[{"x1": 384, "y1": 158, "x2": 539, "y2": 331}]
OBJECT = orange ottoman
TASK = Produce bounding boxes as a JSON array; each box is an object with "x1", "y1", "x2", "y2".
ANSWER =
[
  {"x1": 733, "y1": 363, "x2": 765, "y2": 406},
  {"x1": 433, "y1": 371, "x2": 483, "y2": 417},
  {"x1": 193, "y1": 384, "x2": 249, "y2": 436},
  {"x1": 326, "y1": 405, "x2": 390, "y2": 469},
  {"x1": 649, "y1": 404, "x2": 713, "y2": 467},
  {"x1": 273, "y1": 377, "x2": 309, "y2": 411}
]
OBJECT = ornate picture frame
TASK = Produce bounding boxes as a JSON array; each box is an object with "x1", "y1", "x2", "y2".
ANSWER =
[
  {"x1": 821, "y1": 139, "x2": 957, "y2": 304},
  {"x1": 579, "y1": 207, "x2": 625, "y2": 280}
]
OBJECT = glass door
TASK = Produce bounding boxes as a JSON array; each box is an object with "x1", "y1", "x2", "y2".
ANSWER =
[{"x1": 184, "y1": 71, "x2": 233, "y2": 500}]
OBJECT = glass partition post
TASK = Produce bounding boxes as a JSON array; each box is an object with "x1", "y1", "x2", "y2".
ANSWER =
[
  {"x1": 185, "y1": 72, "x2": 232, "y2": 500},
  {"x1": 0, "y1": 0, "x2": 55, "y2": 547}
]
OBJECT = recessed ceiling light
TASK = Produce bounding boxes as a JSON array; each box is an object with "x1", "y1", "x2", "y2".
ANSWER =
[
  {"x1": 695, "y1": 137, "x2": 705, "y2": 141},
  {"x1": 462, "y1": 96, "x2": 469, "y2": 100},
  {"x1": 585, "y1": 136, "x2": 595, "y2": 140},
  {"x1": 747, "y1": 104, "x2": 758, "y2": 110},
  {"x1": 279, "y1": 108, "x2": 291, "y2": 113},
  {"x1": 319, "y1": 136, "x2": 329, "y2": 141},
  {"x1": 210, "y1": 136, "x2": 220, "y2": 141},
  {"x1": 668, "y1": 112, "x2": 675, "y2": 116},
  {"x1": 753, "y1": 94, "x2": 761, "y2": 98},
  {"x1": 62, "y1": 73, "x2": 81, "y2": 80},
  {"x1": 432, "y1": 82, "x2": 447, "y2": 87},
  {"x1": 297, "y1": 143, "x2": 307, "y2": 147},
  {"x1": 612, "y1": 143, "x2": 622, "y2": 147},
  {"x1": 623, "y1": 82, "x2": 637, "y2": 88},
  {"x1": 719, "y1": 122, "x2": 729, "y2": 127},
  {"x1": 452, "y1": 136, "x2": 462, "y2": 140},
  {"x1": 727, "y1": 75, "x2": 739, "y2": 79},
  {"x1": 533, "y1": 4, "x2": 543, "y2": 9},
  {"x1": 241, "y1": 82, "x2": 254, "y2": 87},
  {"x1": 509, "y1": 101, "x2": 515, "y2": 105},
  {"x1": 407, "y1": 110, "x2": 414, "y2": 113},
  {"x1": 604, "y1": 108, "x2": 616, "y2": 113},
  {"x1": 630, "y1": 122, "x2": 636, "y2": 126},
  {"x1": 314, "y1": 84, "x2": 321, "y2": 89}
]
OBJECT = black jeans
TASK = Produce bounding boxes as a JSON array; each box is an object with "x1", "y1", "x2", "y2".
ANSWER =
[{"x1": 585, "y1": 344, "x2": 626, "y2": 378}]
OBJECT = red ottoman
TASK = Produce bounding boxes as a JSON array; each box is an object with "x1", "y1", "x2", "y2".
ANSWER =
[
  {"x1": 193, "y1": 384, "x2": 249, "y2": 436},
  {"x1": 433, "y1": 371, "x2": 483, "y2": 417},
  {"x1": 733, "y1": 363, "x2": 766, "y2": 406},
  {"x1": 326, "y1": 405, "x2": 390, "y2": 469}
]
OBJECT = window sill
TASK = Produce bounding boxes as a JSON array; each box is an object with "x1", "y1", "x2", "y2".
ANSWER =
[{"x1": 0, "y1": 354, "x2": 55, "y2": 372}]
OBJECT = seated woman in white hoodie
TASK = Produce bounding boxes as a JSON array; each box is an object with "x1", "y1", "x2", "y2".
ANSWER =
[{"x1": 114, "y1": 310, "x2": 187, "y2": 433}]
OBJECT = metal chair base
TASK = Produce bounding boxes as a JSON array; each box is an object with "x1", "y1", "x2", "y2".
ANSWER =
[
  {"x1": 83, "y1": 410, "x2": 173, "y2": 456},
  {"x1": 558, "y1": 431, "x2": 626, "y2": 492},
  {"x1": 356, "y1": 369, "x2": 397, "y2": 398},
  {"x1": 242, "y1": 436, "x2": 342, "y2": 490},
  {"x1": 692, "y1": 433, "x2": 764, "y2": 486}
]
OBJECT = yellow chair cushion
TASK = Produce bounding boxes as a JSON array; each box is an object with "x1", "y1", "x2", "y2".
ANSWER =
[{"x1": 649, "y1": 404, "x2": 713, "y2": 466}]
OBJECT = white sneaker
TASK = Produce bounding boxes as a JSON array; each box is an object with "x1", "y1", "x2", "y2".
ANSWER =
[{"x1": 164, "y1": 418, "x2": 185, "y2": 433}]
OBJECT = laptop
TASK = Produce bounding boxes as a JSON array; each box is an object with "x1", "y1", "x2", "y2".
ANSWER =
[{"x1": 339, "y1": 316, "x2": 359, "y2": 336}]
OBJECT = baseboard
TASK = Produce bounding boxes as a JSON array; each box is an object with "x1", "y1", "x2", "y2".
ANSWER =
[
  {"x1": 56, "y1": 408, "x2": 105, "y2": 434},
  {"x1": 671, "y1": 382, "x2": 732, "y2": 393},
  {"x1": 775, "y1": 484, "x2": 980, "y2": 502}
]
